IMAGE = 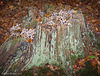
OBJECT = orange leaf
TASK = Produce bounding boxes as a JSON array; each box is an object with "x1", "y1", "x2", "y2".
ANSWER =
[
  {"x1": 60, "y1": 3, "x2": 64, "y2": 7},
  {"x1": 91, "y1": 59, "x2": 97, "y2": 67},
  {"x1": 27, "y1": 39, "x2": 32, "y2": 43},
  {"x1": 14, "y1": 36, "x2": 17, "y2": 39},
  {"x1": 84, "y1": 56, "x2": 90, "y2": 62},
  {"x1": 45, "y1": 14, "x2": 50, "y2": 18},
  {"x1": 7, "y1": 66, "x2": 11, "y2": 70},
  {"x1": 87, "y1": 6, "x2": 93, "y2": 11},
  {"x1": 74, "y1": 10, "x2": 77, "y2": 14},
  {"x1": 19, "y1": 34, "x2": 21, "y2": 37},
  {"x1": 37, "y1": 17, "x2": 42, "y2": 22},
  {"x1": 18, "y1": 29, "x2": 22, "y2": 32},
  {"x1": 47, "y1": 72, "x2": 51, "y2": 75},
  {"x1": 73, "y1": 64, "x2": 77, "y2": 69},
  {"x1": 92, "y1": 63, "x2": 96, "y2": 67},
  {"x1": 92, "y1": 20, "x2": 96, "y2": 23},
  {"x1": 0, "y1": 40, "x2": 5, "y2": 44},
  {"x1": 66, "y1": 18, "x2": 68, "y2": 21},
  {"x1": 28, "y1": 28, "x2": 30, "y2": 30},
  {"x1": 21, "y1": 34, "x2": 24, "y2": 37},
  {"x1": 79, "y1": 61, "x2": 84, "y2": 66},
  {"x1": 4, "y1": 36, "x2": 9, "y2": 40}
]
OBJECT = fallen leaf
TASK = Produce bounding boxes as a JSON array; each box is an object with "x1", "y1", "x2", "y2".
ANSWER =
[
  {"x1": 21, "y1": 34, "x2": 24, "y2": 37},
  {"x1": 87, "y1": 6, "x2": 93, "y2": 11},
  {"x1": 39, "y1": 17, "x2": 42, "y2": 22},
  {"x1": 73, "y1": 64, "x2": 77, "y2": 69},
  {"x1": 27, "y1": 38, "x2": 32, "y2": 43},
  {"x1": 9, "y1": 5, "x2": 14, "y2": 10},
  {"x1": 60, "y1": 3, "x2": 64, "y2": 7},
  {"x1": 96, "y1": 20, "x2": 100, "y2": 24},
  {"x1": 96, "y1": 27, "x2": 98, "y2": 31},
  {"x1": 74, "y1": 10, "x2": 77, "y2": 14},
  {"x1": 47, "y1": 72, "x2": 51, "y2": 75},
  {"x1": 79, "y1": 61, "x2": 84, "y2": 66},
  {"x1": 14, "y1": 36, "x2": 17, "y2": 39},
  {"x1": 19, "y1": 34, "x2": 21, "y2": 37},
  {"x1": 98, "y1": 66, "x2": 100, "y2": 73},
  {"x1": 91, "y1": 58, "x2": 97, "y2": 67},
  {"x1": 38, "y1": 67, "x2": 42, "y2": 69},
  {"x1": 92, "y1": 20, "x2": 96, "y2": 23},
  {"x1": 45, "y1": 14, "x2": 50, "y2": 18},
  {"x1": 84, "y1": 56, "x2": 90, "y2": 62}
]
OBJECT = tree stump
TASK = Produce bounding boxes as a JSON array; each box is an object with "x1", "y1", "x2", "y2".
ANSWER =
[{"x1": 0, "y1": 3, "x2": 97, "y2": 76}]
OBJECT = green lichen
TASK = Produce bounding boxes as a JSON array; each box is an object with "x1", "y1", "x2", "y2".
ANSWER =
[
  {"x1": 26, "y1": 20, "x2": 37, "y2": 28},
  {"x1": 11, "y1": 37, "x2": 23, "y2": 47},
  {"x1": 11, "y1": 39, "x2": 19, "y2": 47}
]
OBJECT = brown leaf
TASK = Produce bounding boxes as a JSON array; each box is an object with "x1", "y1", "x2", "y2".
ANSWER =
[
  {"x1": 87, "y1": 6, "x2": 93, "y2": 11},
  {"x1": 96, "y1": 20, "x2": 100, "y2": 24},
  {"x1": 98, "y1": 66, "x2": 100, "y2": 73},
  {"x1": 38, "y1": 67, "x2": 42, "y2": 69}
]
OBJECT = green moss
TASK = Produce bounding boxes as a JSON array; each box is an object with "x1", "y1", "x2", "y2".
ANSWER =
[
  {"x1": 37, "y1": 67, "x2": 50, "y2": 76},
  {"x1": 71, "y1": 55, "x2": 77, "y2": 65},
  {"x1": 78, "y1": 55, "x2": 84, "y2": 59},
  {"x1": 0, "y1": 66, "x2": 4, "y2": 74},
  {"x1": 13, "y1": 65, "x2": 17, "y2": 70},
  {"x1": 94, "y1": 43, "x2": 100, "y2": 49},
  {"x1": 19, "y1": 66, "x2": 66, "y2": 76},
  {"x1": 19, "y1": 70, "x2": 33, "y2": 76},
  {"x1": 89, "y1": 32, "x2": 93, "y2": 38},
  {"x1": 76, "y1": 60, "x2": 100, "y2": 76},
  {"x1": 71, "y1": 55, "x2": 84, "y2": 65},
  {"x1": 96, "y1": 43, "x2": 100, "y2": 49},
  {"x1": 37, "y1": 67, "x2": 66, "y2": 76}
]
